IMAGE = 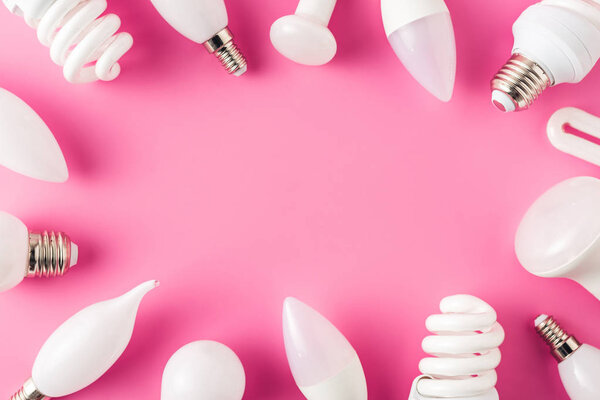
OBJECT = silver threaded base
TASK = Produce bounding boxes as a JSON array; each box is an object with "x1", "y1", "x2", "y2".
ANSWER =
[
  {"x1": 27, "y1": 230, "x2": 73, "y2": 278},
  {"x1": 203, "y1": 27, "x2": 247, "y2": 76},
  {"x1": 10, "y1": 378, "x2": 47, "y2": 400},
  {"x1": 491, "y1": 53, "x2": 551, "y2": 111},
  {"x1": 535, "y1": 315, "x2": 581, "y2": 362}
]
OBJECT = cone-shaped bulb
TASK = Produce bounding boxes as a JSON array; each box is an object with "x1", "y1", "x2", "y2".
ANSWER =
[
  {"x1": 31, "y1": 280, "x2": 159, "y2": 397},
  {"x1": 282, "y1": 297, "x2": 367, "y2": 400},
  {"x1": 387, "y1": 12, "x2": 456, "y2": 102}
]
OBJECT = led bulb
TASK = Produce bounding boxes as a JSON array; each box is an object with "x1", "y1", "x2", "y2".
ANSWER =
[
  {"x1": 0, "y1": 211, "x2": 78, "y2": 293},
  {"x1": 515, "y1": 176, "x2": 600, "y2": 300},
  {"x1": 161, "y1": 341, "x2": 246, "y2": 400},
  {"x1": 270, "y1": 0, "x2": 337, "y2": 66},
  {"x1": 491, "y1": 0, "x2": 600, "y2": 112},
  {"x1": 11, "y1": 280, "x2": 158, "y2": 400},
  {"x1": 0, "y1": 88, "x2": 68, "y2": 182},
  {"x1": 381, "y1": 0, "x2": 456, "y2": 102},
  {"x1": 282, "y1": 297, "x2": 368, "y2": 400},
  {"x1": 149, "y1": 0, "x2": 247, "y2": 76},
  {"x1": 535, "y1": 315, "x2": 600, "y2": 400}
]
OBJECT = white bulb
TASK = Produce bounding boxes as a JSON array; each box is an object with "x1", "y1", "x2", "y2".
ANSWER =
[
  {"x1": 409, "y1": 295, "x2": 504, "y2": 400},
  {"x1": 0, "y1": 88, "x2": 68, "y2": 182},
  {"x1": 161, "y1": 341, "x2": 246, "y2": 400},
  {"x1": 149, "y1": 0, "x2": 247, "y2": 76},
  {"x1": 270, "y1": 0, "x2": 337, "y2": 66},
  {"x1": 381, "y1": 0, "x2": 456, "y2": 102},
  {"x1": 0, "y1": 211, "x2": 78, "y2": 293},
  {"x1": 515, "y1": 176, "x2": 600, "y2": 300},
  {"x1": 282, "y1": 297, "x2": 367, "y2": 400},
  {"x1": 2, "y1": 0, "x2": 132, "y2": 83},
  {"x1": 491, "y1": 0, "x2": 600, "y2": 111},
  {"x1": 9, "y1": 281, "x2": 159, "y2": 399},
  {"x1": 535, "y1": 315, "x2": 600, "y2": 400}
]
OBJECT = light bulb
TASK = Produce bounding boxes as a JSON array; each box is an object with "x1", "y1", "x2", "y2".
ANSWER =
[
  {"x1": 491, "y1": 0, "x2": 600, "y2": 112},
  {"x1": 0, "y1": 211, "x2": 78, "y2": 293},
  {"x1": 270, "y1": 0, "x2": 337, "y2": 66},
  {"x1": 381, "y1": 0, "x2": 456, "y2": 102},
  {"x1": 0, "y1": 88, "x2": 68, "y2": 182},
  {"x1": 409, "y1": 295, "x2": 505, "y2": 400},
  {"x1": 535, "y1": 315, "x2": 600, "y2": 400},
  {"x1": 282, "y1": 297, "x2": 368, "y2": 400},
  {"x1": 2, "y1": 0, "x2": 132, "y2": 83},
  {"x1": 10, "y1": 280, "x2": 158, "y2": 400},
  {"x1": 515, "y1": 176, "x2": 600, "y2": 300},
  {"x1": 149, "y1": 0, "x2": 247, "y2": 76},
  {"x1": 161, "y1": 341, "x2": 246, "y2": 400}
]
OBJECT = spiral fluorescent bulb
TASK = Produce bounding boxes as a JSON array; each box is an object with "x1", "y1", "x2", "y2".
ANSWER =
[
  {"x1": 283, "y1": 297, "x2": 368, "y2": 400},
  {"x1": 149, "y1": 0, "x2": 247, "y2": 76},
  {"x1": 0, "y1": 88, "x2": 68, "y2": 183},
  {"x1": 2, "y1": 0, "x2": 133, "y2": 83},
  {"x1": 491, "y1": 0, "x2": 600, "y2": 112},
  {"x1": 10, "y1": 280, "x2": 158, "y2": 400},
  {"x1": 409, "y1": 295, "x2": 505, "y2": 400},
  {"x1": 0, "y1": 211, "x2": 78, "y2": 293},
  {"x1": 161, "y1": 341, "x2": 246, "y2": 400},
  {"x1": 535, "y1": 315, "x2": 600, "y2": 400},
  {"x1": 381, "y1": 0, "x2": 456, "y2": 102}
]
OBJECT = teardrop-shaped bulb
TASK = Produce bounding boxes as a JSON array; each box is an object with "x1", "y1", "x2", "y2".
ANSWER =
[
  {"x1": 161, "y1": 341, "x2": 246, "y2": 400},
  {"x1": 283, "y1": 297, "x2": 367, "y2": 400},
  {"x1": 0, "y1": 211, "x2": 29, "y2": 292},
  {"x1": 0, "y1": 88, "x2": 68, "y2": 182},
  {"x1": 31, "y1": 280, "x2": 159, "y2": 397},
  {"x1": 387, "y1": 12, "x2": 456, "y2": 102}
]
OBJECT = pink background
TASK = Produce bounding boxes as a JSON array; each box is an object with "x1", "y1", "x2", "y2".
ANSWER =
[{"x1": 1, "y1": 0, "x2": 600, "y2": 398}]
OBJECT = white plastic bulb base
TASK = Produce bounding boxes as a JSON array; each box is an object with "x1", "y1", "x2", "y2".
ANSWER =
[
  {"x1": 161, "y1": 341, "x2": 246, "y2": 400},
  {"x1": 0, "y1": 88, "x2": 68, "y2": 182},
  {"x1": 491, "y1": 0, "x2": 600, "y2": 111},
  {"x1": 270, "y1": 0, "x2": 337, "y2": 65},
  {"x1": 282, "y1": 297, "x2": 367, "y2": 400},
  {"x1": 29, "y1": 280, "x2": 158, "y2": 397},
  {"x1": 381, "y1": 0, "x2": 456, "y2": 102},
  {"x1": 515, "y1": 176, "x2": 600, "y2": 300}
]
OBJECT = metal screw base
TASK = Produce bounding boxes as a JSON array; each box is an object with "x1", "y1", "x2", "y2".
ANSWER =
[
  {"x1": 27, "y1": 230, "x2": 73, "y2": 278},
  {"x1": 10, "y1": 378, "x2": 47, "y2": 400},
  {"x1": 535, "y1": 315, "x2": 581, "y2": 362},
  {"x1": 491, "y1": 53, "x2": 551, "y2": 111},
  {"x1": 203, "y1": 27, "x2": 247, "y2": 76}
]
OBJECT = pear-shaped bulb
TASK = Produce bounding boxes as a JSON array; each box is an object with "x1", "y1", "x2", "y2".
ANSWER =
[
  {"x1": 0, "y1": 211, "x2": 29, "y2": 292},
  {"x1": 30, "y1": 280, "x2": 158, "y2": 397},
  {"x1": 282, "y1": 297, "x2": 367, "y2": 400},
  {"x1": 161, "y1": 341, "x2": 246, "y2": 400},
  {"x1": 0, "y1": 88, "x2": 68, "y2": 182}
]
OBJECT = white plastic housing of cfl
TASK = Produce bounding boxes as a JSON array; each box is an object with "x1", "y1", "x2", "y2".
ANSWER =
[
  {"x1": 270, "y1": 0, "x2": 337, "y2": 66},
  {"x1": 11, "y1": 281, "x2": 158, "y2": 398},
  {"x1": 282, "y1": 297, "x2": 368, "y2": 400},
  {"x1": 161, "y1": 341, "x2": 246, "y2": 400},
  {"x1": 0, "y1": 88, "x2": 68, "y2": 182},
  {"x1": 491, "y1": 0, "x2": 600, "y2": 112},
  {"x1": 515, "y1": 176, "x2": 600, "y2": 300},
  {"x1": 381, "y1": 0, "x2": 456, "y2": 102}
]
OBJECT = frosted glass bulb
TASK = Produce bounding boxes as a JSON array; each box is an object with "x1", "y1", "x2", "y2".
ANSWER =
[
  {"x1": 535, "y1": 315, "x2": 600, "y2": 400},
  {"x1": 515, "y1": 176, "x2": 600, "y2": 300},
  {"x1": 282, "y1": 297, "x2": 368, "y2": 400},
  {"x1": 381, "y1": 0, "x2": 456, "y2": 102},
  {"x1": 491, "y1": 0, "x2": 600, "y2": 112},
  {"x1": 409, "y1": 295, "x2": 504, "y2": 400},
  {"x1": 149, "y1": 0, "x2": 247, "y2": 76},
  {"x1": 0, "y1": 88, "x2": 68, "y2": 182},
  {"x1": 10, "y1": 280, "x2": 158, "y2": 400},
  {"x1": 161, "y1": 341, "x2": 246, "y2": 400},
  {"x1": 0, "y1": 211, "x2": 78, "y2": 293},
  {"x1": 270, "y1": 0, "x2": 337, "y2": 66}
]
